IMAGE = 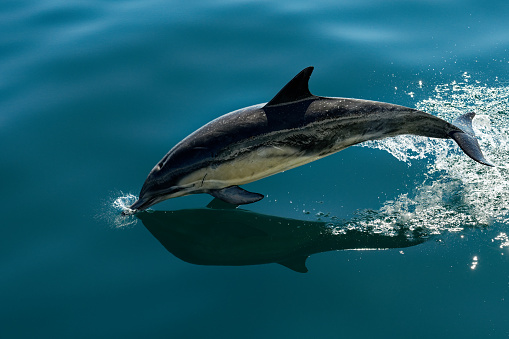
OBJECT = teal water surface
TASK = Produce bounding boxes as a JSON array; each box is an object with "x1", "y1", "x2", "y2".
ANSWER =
[{"x1": 2, "y1": 1, "x2": 509, "y2": 338}]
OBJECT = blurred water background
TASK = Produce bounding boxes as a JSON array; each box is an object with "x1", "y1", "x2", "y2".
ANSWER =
[{"x1": 1, "y1": 1, "x2": 508, "y2": 338}]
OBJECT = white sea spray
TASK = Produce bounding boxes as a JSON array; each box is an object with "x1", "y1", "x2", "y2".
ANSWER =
[
  {"x1": 96, "y1": 191, "x2": 139, "y2": 228},
  {"x1": 345, "y1": 75, "x2": 509, "y2": 236}
]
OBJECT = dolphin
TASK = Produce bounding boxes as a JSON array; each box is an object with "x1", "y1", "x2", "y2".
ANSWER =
[{"x1": 128, "y1": 67, "x2": 493, "y2": 212}]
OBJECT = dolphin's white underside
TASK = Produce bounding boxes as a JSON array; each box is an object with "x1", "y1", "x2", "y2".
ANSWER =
[{"x1": 178, "y1": 145, "x2": 319, "y2": 191}]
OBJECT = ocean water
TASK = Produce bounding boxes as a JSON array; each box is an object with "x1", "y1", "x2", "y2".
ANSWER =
[{"x1": 1, "y1": 1, "x2": 509, "y2": 338}]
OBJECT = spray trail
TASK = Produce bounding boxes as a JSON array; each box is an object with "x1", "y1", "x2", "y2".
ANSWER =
[{"x1": 354, "y1": 75, "x2": 509, "y2": 236}]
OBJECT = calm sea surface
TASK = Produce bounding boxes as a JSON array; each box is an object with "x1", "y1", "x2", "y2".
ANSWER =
[{"x1": 2, "y1": 1, "x2": 508, "y2": 338}]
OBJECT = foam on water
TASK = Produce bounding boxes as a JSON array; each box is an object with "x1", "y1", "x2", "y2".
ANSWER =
[{"x1": 350, "y1": 75, "x2": 509, "y2": 236}]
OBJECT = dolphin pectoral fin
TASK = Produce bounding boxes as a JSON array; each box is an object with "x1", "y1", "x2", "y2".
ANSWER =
[
  {"x1": 278, "y1": 256, "x2": 309, "y2": 273},
  {"x1": 209, "y1": 186, "x2": 264, "y2": 205},
  {"x1": 450, "y1": 112, "x2": 494, "y2": 167}
]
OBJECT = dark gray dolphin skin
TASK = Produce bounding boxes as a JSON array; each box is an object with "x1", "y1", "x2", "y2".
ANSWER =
[
  {"x1": 129, "y1": 67, "x2": 493, "y2": 212},
  {"x1": 137, "y1": 203, "x2": 427, "y2": 273}
]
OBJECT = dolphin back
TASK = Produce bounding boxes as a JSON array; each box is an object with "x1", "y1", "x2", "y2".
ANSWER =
[{"x1": 449, "y1": 112, "x2": 493, "y2": 166}]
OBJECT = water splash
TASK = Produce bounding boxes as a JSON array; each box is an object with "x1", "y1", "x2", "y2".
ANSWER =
[
  {"x1": 350, "y1": 75, "x2": 509, "y2": 236},
  {"x1": 112, "y1": 193, "x2": 138, "y2": 215},
  {"x1": 493, "y1": 232, "x2": 509, "y2": 249},
  {"x1": 96, "y1": 191, "x2": 139, "y2": 228}
]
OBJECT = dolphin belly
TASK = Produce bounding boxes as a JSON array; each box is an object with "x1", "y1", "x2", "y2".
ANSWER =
[{"x1": 178, "y1": 145, "x2": 321, "y2": 190}]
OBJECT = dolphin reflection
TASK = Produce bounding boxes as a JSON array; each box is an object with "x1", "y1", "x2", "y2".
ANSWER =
[{"x1": 137, "y1": 202, "x2": 427, "y2": 273}]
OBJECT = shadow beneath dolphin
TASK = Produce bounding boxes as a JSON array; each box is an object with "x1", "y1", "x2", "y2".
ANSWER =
[{"x1": 136, "y1": 201, "x2": 429, "y2": 273}]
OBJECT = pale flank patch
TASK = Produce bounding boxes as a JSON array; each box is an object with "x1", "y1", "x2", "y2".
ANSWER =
[{"x1": 178, "y1": 146, "x2": 319, "y2": 189}]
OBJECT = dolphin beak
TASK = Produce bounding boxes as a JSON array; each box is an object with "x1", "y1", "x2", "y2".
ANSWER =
[
  {"x1": 124, "y1": 196, "x2": 156, "y2": 214},
  {"x1": 123, "y1": 186, "x2": 182, "y2": 214}
]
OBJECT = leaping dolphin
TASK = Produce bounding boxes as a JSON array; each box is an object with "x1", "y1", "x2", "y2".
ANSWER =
[{"x1": 128, "y1": 67, "x2": 493, "y2": 212}]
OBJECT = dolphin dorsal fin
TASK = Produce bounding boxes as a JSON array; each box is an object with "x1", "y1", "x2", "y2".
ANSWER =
[{"x1": 265, "y1": 67, "x2": 315, "y2": 107}]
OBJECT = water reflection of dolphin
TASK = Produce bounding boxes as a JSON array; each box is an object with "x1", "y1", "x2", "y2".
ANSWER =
[{"x1": 137, "y1": 203, "x2": 426, "y2": 273}]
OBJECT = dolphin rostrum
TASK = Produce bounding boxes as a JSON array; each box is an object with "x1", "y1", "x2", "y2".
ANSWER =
[{"x1": 128, "y1": 67, "x2": 493, "y2": 212}]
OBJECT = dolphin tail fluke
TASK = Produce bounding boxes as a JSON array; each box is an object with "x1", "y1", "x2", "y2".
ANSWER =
[{"x1": 449, "y1": 112, "x2": 494, "y2": 167}]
